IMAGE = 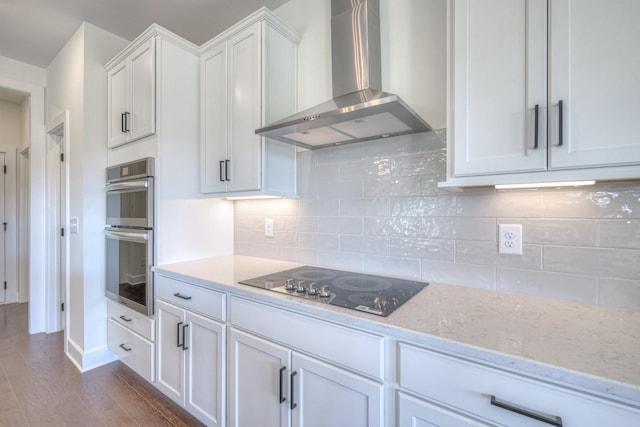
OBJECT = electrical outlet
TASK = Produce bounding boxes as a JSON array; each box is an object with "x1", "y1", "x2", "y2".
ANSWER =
[
  {"x1": 264, "y1": 218, "x2": 274, "y2": 237},
  {"x1": 499, "y1": 224, "x2": 522, "y2": 255}
]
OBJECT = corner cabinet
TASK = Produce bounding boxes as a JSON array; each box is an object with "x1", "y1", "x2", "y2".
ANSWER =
[
  {"x1": 229, "y1": 297, "x2": 384, "y2": 427},
  {"x1": 155, "y1": 275, "x2": 226, "y2": 427},
  {"x1": 107, "y1": 37, "x2": 156, "y2": 148},
  {"x1": 200, "y1": 9, "x2": 300, "y2": 197},
  {"x1": 443, "y1": 0, "x2": 640, "y2": 187}
]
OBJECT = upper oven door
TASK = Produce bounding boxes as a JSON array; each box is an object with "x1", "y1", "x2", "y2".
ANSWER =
[{"x1": 106, "y1": 178, "x2": 154, "y2": 228}]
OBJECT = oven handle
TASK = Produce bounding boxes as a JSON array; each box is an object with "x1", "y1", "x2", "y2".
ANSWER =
[
  {"x1": 105, "y1": 230, "x2": 149, "y2": 241},
  {"x1": 106, "y1": 180, "x2": 150, "y2": 192}
]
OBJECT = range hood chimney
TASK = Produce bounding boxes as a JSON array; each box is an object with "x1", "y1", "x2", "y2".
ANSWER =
[{"x1": 255, "y1": 0, "x2": 432, "y2": 149}]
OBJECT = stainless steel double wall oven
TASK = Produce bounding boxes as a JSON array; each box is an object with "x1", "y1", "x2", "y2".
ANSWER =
[{"x1": 105, "y1": 158, "x2": 154, "y2": 315}]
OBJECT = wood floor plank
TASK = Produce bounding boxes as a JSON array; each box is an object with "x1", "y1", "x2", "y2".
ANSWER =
[{"x1": 0, "y1": 303, "x2": 203, "y2": 427}]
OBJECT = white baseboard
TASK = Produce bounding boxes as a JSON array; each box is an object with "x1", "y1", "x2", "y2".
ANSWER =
[{"x1": 66, "y1": 337, "x2": 118, "y2": 372}]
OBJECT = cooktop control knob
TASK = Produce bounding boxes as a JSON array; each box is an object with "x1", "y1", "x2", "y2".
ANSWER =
[
  {"x1": 307, "y1": 283, "x2": 318, "y2": 296},
  {"x1": 296, "y1": 280, "x2": 307, "y2": 293},
  {"x1": 319, "y1": 285, "x2": 331, "y2": 298},
  {"x1": 285, "y1": 279, "x2": 296, "y2": 291}
]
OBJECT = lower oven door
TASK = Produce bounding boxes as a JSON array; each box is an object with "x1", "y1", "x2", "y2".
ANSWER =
[{"x1": 105, "y1": 228, "x2": 154, "y2": 315}]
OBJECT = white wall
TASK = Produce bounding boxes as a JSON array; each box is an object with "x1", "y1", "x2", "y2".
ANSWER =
[{"x1": 46, "y1": 22, "x2": 128, "y2": 370}]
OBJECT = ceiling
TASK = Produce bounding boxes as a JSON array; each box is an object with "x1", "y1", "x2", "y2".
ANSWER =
[{"x1": 0, "y1": 0, "x2": 289, "y2": 69}]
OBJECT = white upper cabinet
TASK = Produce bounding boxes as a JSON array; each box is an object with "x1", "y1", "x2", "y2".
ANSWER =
[
  {"x1": 548, "y1": 0, "x2": 640, "y2": 169},
  {"x1": 107, "y1": 37, "x2": 156, "y2": 149},
  {"x1": 445, "y1": 0, "x2": 640, "y2": 186},
  {"x1": 451, "y1": 0, "x2": 547, "y2": 177},
  {"x1": 200, "y1": 9, "x2": 300, "y2": 197}
]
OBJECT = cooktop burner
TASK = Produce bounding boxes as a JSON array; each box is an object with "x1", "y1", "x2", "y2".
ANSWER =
[{"x1": 239, "y1": 266, "x2": 427, "y2": 317}]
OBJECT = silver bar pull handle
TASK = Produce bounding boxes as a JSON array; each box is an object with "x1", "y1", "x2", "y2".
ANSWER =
[{"x1": 490, "y1": 395, "x2": 563, "y2": 426}]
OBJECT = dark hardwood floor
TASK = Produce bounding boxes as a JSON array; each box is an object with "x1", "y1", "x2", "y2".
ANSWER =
[{"x1": 0, "y1": 303, "x2": 204, "y2": 426}]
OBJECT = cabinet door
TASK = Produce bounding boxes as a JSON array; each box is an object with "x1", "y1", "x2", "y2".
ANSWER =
[
  {"x1": 129, "y1": 37, "x2": 156, "y2": 142},
  {"x1": 227, "y1": 24, "x2": 262, "y2": 192},
  {"x1": 229, "y1": 328, "x2": 290, "y2": 427},
  {"x1": 107, "y1": 61, "x2": 129, "y2": 148},
  {"x1": 155, "y1": 300, "x2": 186, "y2": 405},
  {"x1": 201, "y1": 43, "x2": 229, "y2": 193},
  {"x1": 292, "y1": 353, "x2": 383, "y2": 427},
  {"x1": 549, "y1": 0, "x2": 640, "y2": 169},
  {"x1": 450, "y1": 0, "x2": 547, "y2": 176},
  {"x1": 185, "y1": 311, "x2": 224, "y2": 427},
  {"x1": 397, "y1": 392, "x2": 489, "y2": 427}
]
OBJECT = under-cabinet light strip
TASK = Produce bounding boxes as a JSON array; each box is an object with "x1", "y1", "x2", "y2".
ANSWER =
[{"x1": 495, "y1": 180, "x2": 596, "y2": 190}]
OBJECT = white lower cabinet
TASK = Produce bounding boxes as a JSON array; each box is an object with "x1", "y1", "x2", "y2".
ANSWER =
[
  {"x1": 155, "y1": 277, "x2": 225, "y2": 427},
  {"x1": 107, "y1": 300, "x2": 155, "y2": 382},
  {"x1": 229, "y1": 297, "x2": 384, "y2": 427},
  {"x1": 398, "y1": 343, "x2": 640, "y2": 426},
  {"x1": 397, "y1": 392, "x2": 488, "y2": 427}
]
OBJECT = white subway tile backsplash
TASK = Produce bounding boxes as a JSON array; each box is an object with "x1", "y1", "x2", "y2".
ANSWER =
[
  {"x1": 543, "y1": 246, "x2": 640, "y2": 280},
  {"x1": 364, "y1": 255, "x2": 421, "y2": 280},
  {"x1": 390, "y1": 237, "x2": 454, "y2": 262},
  {"x1": 363, "y1": 217, "x2": 421, "y2": 237},
  {"x1": 420, "y1": 260, "x2": 495, "y2": 290},
  {"x1": 598, "y1": 220, "x2": 640, "y2": 249},
  {"x1": 232, "y1": 135, "x2": 640, "y2": 310},
  {"x1": 516, "y1": 219, "x2": 597, "y2": 246},
  {"x1": 497, "y1": 269, "x2": 597, "y2": 304},
  {"x1": 598, "y1": 278, "x2": 640, "y2": 310},
  {"x1": 391, "y1": 195, "x2": 457, "y2": 217}
]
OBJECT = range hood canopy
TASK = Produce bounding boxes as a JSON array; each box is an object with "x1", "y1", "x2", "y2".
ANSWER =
[{"x1": 256, "y1": 0, "x2": 432, "y2": 149}]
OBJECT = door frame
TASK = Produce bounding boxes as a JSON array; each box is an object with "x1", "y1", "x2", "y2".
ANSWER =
[
  {"x1": 45, "y1": 111, "x2": 70, "y2": 336},
  {"x1": 0, "y1": 77, "x2": 46, "y2": 334}
]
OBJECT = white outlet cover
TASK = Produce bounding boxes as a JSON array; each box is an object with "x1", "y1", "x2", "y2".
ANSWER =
[
  {"x1": 499, "y1": 224, "x2": 522, "y2": 255},
  {"x1": 265, "y1": 218, "x2": 274, "y2": 237}
]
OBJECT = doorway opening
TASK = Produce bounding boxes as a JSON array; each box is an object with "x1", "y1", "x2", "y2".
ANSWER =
[{"x1": 45, "y1": 111, "x2": 70, "y2": 339}]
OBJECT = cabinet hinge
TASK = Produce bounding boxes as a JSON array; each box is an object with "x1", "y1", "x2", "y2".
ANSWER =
[
  {"x1": 60, "y1": 153, "x2": 64, "y2": 162},
  {"x1": 61, "y1": 302, "x2": 65, "y2": 312},
  {"x1": 61, "y1": 227, "x2": 65, "y2": 237}
]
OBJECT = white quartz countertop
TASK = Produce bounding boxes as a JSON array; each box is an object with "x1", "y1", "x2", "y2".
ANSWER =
[{"x1": 153, "y1": 255, "x2": 640, "y2": 404}]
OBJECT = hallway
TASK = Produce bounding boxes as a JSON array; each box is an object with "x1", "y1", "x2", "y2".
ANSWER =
[{"x1": 0, "y1": 303, "x2": 203, "y2": 426}]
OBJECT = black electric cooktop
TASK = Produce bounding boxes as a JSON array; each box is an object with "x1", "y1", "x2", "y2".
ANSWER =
[{"x1": 239, "y1": 266, "x2": 428, "y2": 317}]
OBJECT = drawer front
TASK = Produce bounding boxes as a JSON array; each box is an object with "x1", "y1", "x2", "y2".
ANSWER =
[
  {"x1": 230, "y1": 296, "x2": 384, "y2": 380},
  {"x1": 155, "y1": 275, "x2": 226, "y2": 321},
  {"x1": 107, "y1": 299, "x2": 155, "y2": 341},
  {"x1": 108, "y1": 318, "x2": 154, "y2": 382},
  {"x1": 398, "y1": 343, "x2": 640, "y2": 426}
]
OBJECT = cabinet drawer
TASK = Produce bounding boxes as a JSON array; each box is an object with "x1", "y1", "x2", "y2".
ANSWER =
[
  {"x1": 107, "y1": 299, "x2": 155, "y2": 341},
  {"x1": 155, "y1": 275, "x2": 226, "y2": 321},
  {"x1": 398, "y1": 343, "x2": 640, "y2": 426},
  {"x1": 230, "y1": 296, "x2": 384, "y2": 380},
  {"x1": 108, "y1": 318, "x2": 154, "y2": 382}
]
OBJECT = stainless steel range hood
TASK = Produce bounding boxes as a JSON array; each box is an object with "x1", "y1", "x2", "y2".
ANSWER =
[{"x1": 256, "y1": 0, "x2": 432, "y2": 150}]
